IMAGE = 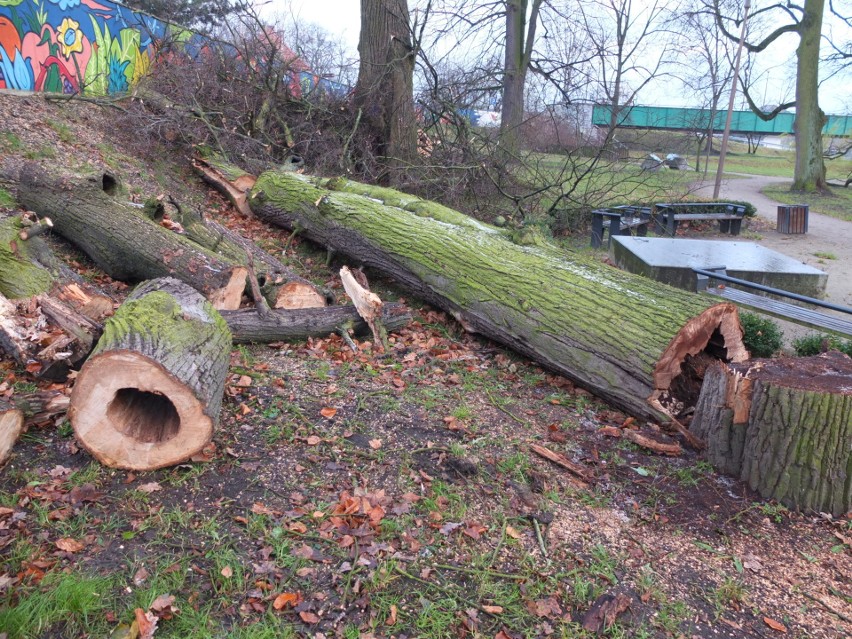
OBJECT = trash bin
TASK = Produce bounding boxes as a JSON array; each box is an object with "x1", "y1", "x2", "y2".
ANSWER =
[{"x1": 777, "y1": 205, "x2": 809, "y2": 234}]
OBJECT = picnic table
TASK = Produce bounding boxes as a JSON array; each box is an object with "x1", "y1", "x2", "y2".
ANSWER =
[{"x1": 653, "y1": 202, "x2": 747, "y2": 236}]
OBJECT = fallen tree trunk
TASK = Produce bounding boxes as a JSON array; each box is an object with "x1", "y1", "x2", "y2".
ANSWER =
[
  {"x1": 248, "y1": 172, "x2": 747, "y2": 421},
  {"x1": 221, "y1": 302, "x2": 411, "y2": 343},
  {"x1": 17, "y1": 164, "x2": 247, "y2": 310},
  {"x1": 690, "y1": 353, "x2": 852, "y2": 516},
  {"x1": 70, "y1": 278, "x2": 231, "y2": 470}
]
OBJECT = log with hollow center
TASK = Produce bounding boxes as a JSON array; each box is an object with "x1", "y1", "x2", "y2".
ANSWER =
[{"x1": 70, "y1": 278, "x2": 231, "y2": 470}]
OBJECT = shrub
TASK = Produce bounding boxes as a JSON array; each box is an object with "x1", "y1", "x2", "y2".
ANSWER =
[
  {"x1": 740, "y1": 312, "x2": 784, "y2": 358},
  {"x1": 792, "y1": 334, "x2": 852, "y2": 357}
]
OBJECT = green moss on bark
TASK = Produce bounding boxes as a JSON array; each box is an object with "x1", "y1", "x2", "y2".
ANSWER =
[{"x1": 0, "y1": 217, "x2": 54, "y2": 299}]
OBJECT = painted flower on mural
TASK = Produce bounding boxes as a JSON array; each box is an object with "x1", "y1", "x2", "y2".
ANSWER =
[
  {"x1": 45, "y1": 0, "x2": 81, "y2": 9},
  {"x1": 56, "y1": 18, "x2": 84, "y2": 59},
  {"x1": 0, "y1": 47, "x2": 34, "y2": 90},
  {"x1": 107, "y1": 55, "x2": 130, "y2": 94}
]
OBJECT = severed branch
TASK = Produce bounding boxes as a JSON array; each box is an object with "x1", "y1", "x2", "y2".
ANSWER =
[{"x1": 339, "y1": 266, "x2": 389, "y2": 352}]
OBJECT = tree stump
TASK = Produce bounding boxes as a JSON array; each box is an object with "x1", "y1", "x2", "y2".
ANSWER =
[
  {"x1": 691, "y1": 352, "x2": 852, "y2": 516},
  {"x1": 70, "y1": 278, "x2": 231, "y2": 470}
]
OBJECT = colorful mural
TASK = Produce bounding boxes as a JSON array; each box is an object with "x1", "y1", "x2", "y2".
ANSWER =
[{"x1": 0, "y1": 0, "x2": 185, "y2": 95}]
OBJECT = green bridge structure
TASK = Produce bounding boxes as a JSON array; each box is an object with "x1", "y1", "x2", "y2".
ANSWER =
[{"x1": 591, "y1": 105, "x2": 852, "y2": 137}]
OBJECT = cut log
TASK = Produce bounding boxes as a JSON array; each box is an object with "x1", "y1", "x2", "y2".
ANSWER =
[
  {"x1": 191, "y1": 154, "x2": 257, "y2": 218},
  {"x1": 690, "y1": 353, "x2": 852, "y2": 516},
  {"x1": 248, "y1": 172, "x2": 747, "y2": 421},
  {"x1": 340, "y1": 266, "x2": 387, "y2": 351},
  {"x1": 17, "y1": 163, "x2": 247, "y2": 310},
  {"x1": 221, "y1": 302, "x2": 412, "y2": 344},
  {"x1": 69, "y1": 278, "x2": 231, "y2": 470},
  {"x1": 0, "y1": 399, "x2": 25, "y2": 467}
]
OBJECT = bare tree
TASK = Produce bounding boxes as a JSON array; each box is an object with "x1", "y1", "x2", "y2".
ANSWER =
[{"x1": 354, "y1": 0, "x2": 419, "y2": 185}]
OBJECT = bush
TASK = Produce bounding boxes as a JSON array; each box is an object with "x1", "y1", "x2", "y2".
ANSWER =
[
  {"x1": 792, "y1": 334, "x2": 852, "y2": 357},
  {"x1": 740, "y1": 312, "x2": 784, "y2": 358}
]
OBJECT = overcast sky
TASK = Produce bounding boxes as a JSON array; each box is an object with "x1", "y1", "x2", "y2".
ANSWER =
[{"x1": 260, "y1": 0, "x2": 849, "y2": 115}]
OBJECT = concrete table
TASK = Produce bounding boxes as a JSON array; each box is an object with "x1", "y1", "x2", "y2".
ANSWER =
[{"x1": 610, "y1": 236, "x2": 827, "y2": 298}]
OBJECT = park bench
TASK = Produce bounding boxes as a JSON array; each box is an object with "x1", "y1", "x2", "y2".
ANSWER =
[
  {"x1": 654, "y1": 202, "x2": 747, "y2": 237},
  {"x1": 590, "y1": 205, "x2": 653, "y2": 248},
  {"x1": 694, "y1": 267, "x2": 852, "y2": 338}
]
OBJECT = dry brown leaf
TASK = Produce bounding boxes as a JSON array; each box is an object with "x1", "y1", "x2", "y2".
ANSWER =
[
  {"x1": 55, "y1": 538, "x2": 84, "y2": 553},
  {"x1": 220, "y1": 566, "x2": 233, "y2": 578},
  {"x1": 305, "y1": 435, "x2": 322, "y2": 446},
  {"x1": 505, "y1": 525, "x2": 522, "y2": 539},
  {"x1": 482, "y1": 605, "x2": 503, "y2": 614},
  {"x1": 299, "y1": 611, "x2": 320, "y2": 624},
  {"x1": 320, "y1": 407, "x2": 337, "y2": 419},
  {"x1": 369, "y1": 439, "x2": 382, "y2": 450},
  {"x1": 272, "y1": 592, "x2": 302, "y2": 610},
  {"x1": 235, "y1": 375, "x2": 252, "y2": 387},
  {"x1": 764, "y1": 617, "x2": 788, "y2": 633},
  {"x1": 385, "y1": 603, "x2": 398, "y2": 625},
  {"x1": 137, "y1": 482, "x2": 162, "y2": 493},
  {"x1": 135, "y1": 608, "x2": 158, "y2": 639}
]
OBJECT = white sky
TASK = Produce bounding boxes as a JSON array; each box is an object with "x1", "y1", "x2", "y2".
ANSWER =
[{"x1": 260, "y1": 0, "x2": 850, "y2": 115}]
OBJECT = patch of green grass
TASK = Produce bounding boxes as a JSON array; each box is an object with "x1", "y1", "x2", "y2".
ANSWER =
[
  {"x1": 813, "y1": 250, "x2": 837, "y2": 260},
  {"x1": 713, "y1": 577, "x2": 748, "y2": 614},
  {"x1": 0, "y1": 131, "x2": 23, "y2": 152},
  {"x1": 23, "y1": 146, "x2": 57, "y2": 160},
  {"x1": 762, "y1": 183, "x2": 852, "y2": 222},
  {"x1": 68, "y1": 462, "x2": 104, "y2": 487},
  {"x1": 46, "y1": 118, "x2": 75, "y2": 144},
  {"x1": 0, "y1": 571, "x2": 117, "y2": 639},
  {"x1": 0, "y1": 188, "x2": 16, "y2": 207}
]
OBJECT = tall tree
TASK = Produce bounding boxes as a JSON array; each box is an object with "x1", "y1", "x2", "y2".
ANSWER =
[
  {"x1": 711, "y1": 0, "x2": 835, "y2": 192},
  {"x1": 122, "y1": 0, "x2": 237, "y2": 29},
  {"x1": 500, "y1": 0, "x2": 544, "y2": 155},
  {"x1": 354, "y1": 0, "x2": 419, "y2": 185}
]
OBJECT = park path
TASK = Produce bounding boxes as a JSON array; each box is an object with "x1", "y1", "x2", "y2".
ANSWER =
[{"x1": 694, "y1": 173, "x2": 852, "y2": 308}]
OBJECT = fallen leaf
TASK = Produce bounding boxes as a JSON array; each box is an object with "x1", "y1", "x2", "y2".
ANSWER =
[
  {"x1": 369, "y1": 439, "x2": 382, "y2": 450},
  {"x1": 439, "y1": 521, "x2": 462, "y2": 536},
  {"x1": 582, "y1": 592, "x2": 631, "y2": 633},
  {"x1": 55, "y1": 538, "x2": 84, "y2": 553},
  {"x1": 385, "y1": 603, "x2": 398, "y2": 625},
  {"x1": 272, "y1": 592, "x2": 302, "y2": 610},
  {"x1": 135, "y1": 608, "x2": 158, "y2": 639},
  {"x1": 505, "y1": 525, "x2": 522, "y2": 539},
  {"x1": 463, "y1": 522, "x2": 487, "y2": 540},
  {"x1": 137, "y1": 482, "x2": 162, "y2": 493},
  {"x1": 482, "y1": 605, "x2": 503, "y2": 614},
  {"x1": 764, "y1": 617, "x2": 787, "y2": 633},
  {"x1": 133, "y1": 567, "x2": 149, "y2": 586},
  {"x1": 320, "y1": 407, "x2": 337, "y2": 419},
  {"x1": 305, "y1": 435, "x2": 322, "y2": 446},
  {"x1": 236, "y1": 375, "x2": 252, "y2": 387},
  {"x1": 221, "y1": 566, "x2": 233, "y2": 578},
  {"x1": 149, "y1": 594, "x2": 179, "y2": 619},
  {"x1": 299, "y1": 611, "x2": 320, "y2": 624}
]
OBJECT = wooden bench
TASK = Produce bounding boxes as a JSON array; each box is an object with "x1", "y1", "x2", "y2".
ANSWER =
[
  {"x1": 694, "y1": 267, "x2": 852, "y2": 338},
  {"x1": 655, "y1": 202, "x2": 747, "y2": 237},
  {"x1": 590, "y1": 205, "x2": 652, "y2": 248}
]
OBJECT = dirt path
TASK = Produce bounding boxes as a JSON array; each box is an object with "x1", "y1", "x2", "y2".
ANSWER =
[{"x1": 695, "y1": 173, "x2": 852, "y2": 308}]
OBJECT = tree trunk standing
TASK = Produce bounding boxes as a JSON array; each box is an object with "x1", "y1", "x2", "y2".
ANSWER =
[
  {"x1": 792, "y1": 0, "x2": 828, "y2": 192},
  {"x1": 354, "y1": 0, "x2": 418, "y2": 186},
  {"x1": 500, "y1": 0, "x2": 542, "y2": 156},
  {"x1": 70, "y1": 278, "x2": 232, "y2": 471},
  {"x1": 691, "y1": 353, "x2": 851, "y2": 516},
  {"x1": 17, "y1": 163, "x2": 247, "y2": 310},
  {"x1": 249, "y1": 171, "x2": 748, "y2": 422}
]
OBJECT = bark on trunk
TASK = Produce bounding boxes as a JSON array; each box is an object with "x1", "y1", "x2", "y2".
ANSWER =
[
  {"x1": 248, "y1": 172, "x2": 748, "y2": 421},
  {"x1": 17, "y1": 163, "x2": 247, "y2": 310},
  {"x1": 221, "y1": 302, "x2": 411, "y2": 344},
  {"x1": 70, "y1": 278, "x2": 232, "y2": 470},
  {"x1": 691, "y1": 353, "x2": 852, "y2": 516}
]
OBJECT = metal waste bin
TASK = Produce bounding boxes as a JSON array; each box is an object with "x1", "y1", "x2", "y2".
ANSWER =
[{"x1": 777, "y1": 205, "x2": 809, "y2": 234}]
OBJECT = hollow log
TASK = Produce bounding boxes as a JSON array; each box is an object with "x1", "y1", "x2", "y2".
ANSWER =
[
  {"x1": 248, "y1": 172, "x2": 747, "y2": 421},
  {"x1": 691, "y1": 353, "x2": 852, "y2": 516},
  {"x1": 70, "y1": 278, "x2": 231, "y2": 470},
  {"x1": 17, "y1": 163, "x2": 247, "y2": 310},
  {"x1": 221, "y1": 302, "x2": 412, "y2": 343}
]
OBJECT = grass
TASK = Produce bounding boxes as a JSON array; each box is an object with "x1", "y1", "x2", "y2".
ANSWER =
[
  {"x1": 762, "y1": 182, "x2": 852, "y2": 222},
  {"x1": 0, "y1": 188, "x2": 16, "y2": 207},
  {"x1": 0, "y1": 572, "x2": 117, "y2": 638}
]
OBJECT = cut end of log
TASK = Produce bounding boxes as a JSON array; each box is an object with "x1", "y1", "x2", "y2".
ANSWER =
[
  {"x1": 274, "y1": 281, "x2": 327, "y2": 309},
  {"x1": 208, "y1": 266, "x2": 249, "y2": 310},
  {"x1": 70, "y1": 351, "x2": 214, "y2": 470},
  {"x1": 0, "y1": 405, "x2": 25, "y2": 467},
  {"x1": 651, "y1": 304, "x2": 747, "y2": 419}
]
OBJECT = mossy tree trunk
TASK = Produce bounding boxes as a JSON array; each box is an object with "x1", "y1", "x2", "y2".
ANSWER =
[
  {"x1": 691, "y1": 353, "x2": 852, "y2": 516},
  {"x1": 17, "y1": 163, "x2": 247, "y2": 310},
  {"x1": 70, "y1": 278, "x2": 232, "y2": 470},
  {"x1": 249, "y1": 171, "x2": 748, "y2": 421}
]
